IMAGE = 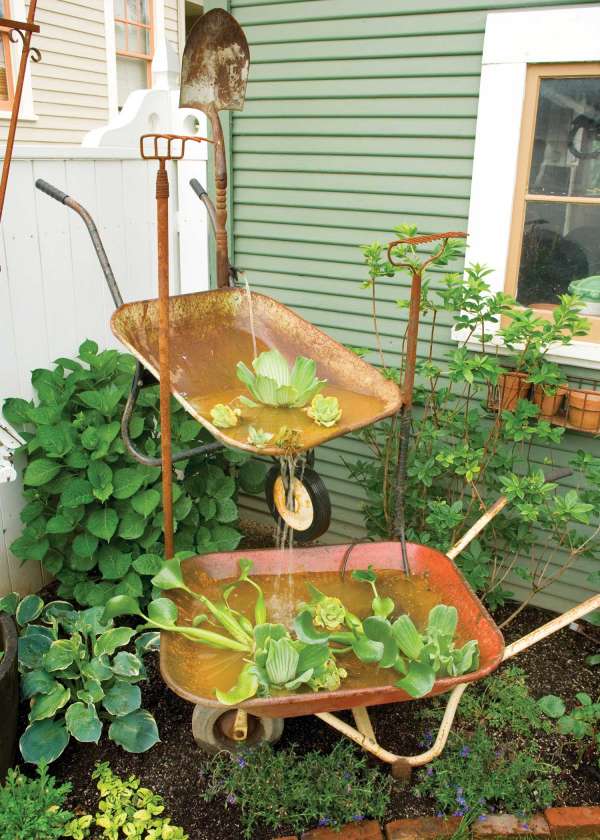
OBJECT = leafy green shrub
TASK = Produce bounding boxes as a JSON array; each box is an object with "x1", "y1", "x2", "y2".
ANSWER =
[
  {"x1": 539, "y1": 691, "x2": 600, "y2": 767},
  {"x1": 415, "y1": 667, "x2": 559, "y2": 819},
  {"x1": 3, "y1": 341, "x2": 265, "y2": 608},
  {"x1": 200, "y1": 740, "x2": 391, "y2": 838},
  {"x1": 65, "y1": 761, "x2": 187, "y2": 839},
  {"x1": 348, "y1": 231, "x2": 599, "y2": 619},
  {"x1": 0, "y1": 763, "x2": 75, "y2": 839},
  {"x1": 0, "y1": 591, "x2": 159, "y2": 764}
]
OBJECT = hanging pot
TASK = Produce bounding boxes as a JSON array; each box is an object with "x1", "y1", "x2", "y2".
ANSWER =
[
  {"x1": 567, "y1": 388, "x2": 600, "y2": 432},
  {"x1": 494, "y1": 371, "x2": 530, "y2": 411},
  {"x1": 533, "y1": 384, "x2": 567, "y2": 419}
]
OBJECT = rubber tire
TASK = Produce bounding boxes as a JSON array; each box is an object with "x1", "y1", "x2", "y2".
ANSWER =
[
  {"x1": 265, "y1": 465, "x2": 331, "y2": 542},
  {"x1": 192, "y1": 705, "x2": 284, "y2": 755}
]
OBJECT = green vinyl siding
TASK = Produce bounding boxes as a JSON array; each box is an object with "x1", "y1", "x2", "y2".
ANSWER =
[{"x1": 205, "y1": 0, "x2": 599, "y2": 613}]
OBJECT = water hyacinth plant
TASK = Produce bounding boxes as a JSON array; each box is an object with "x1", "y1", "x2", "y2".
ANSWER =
[
  {"x1": 306, "y1": 394, "x2": 342, "y2": 427},
  {"x1": 236, "y1": 349, "x2": 326, "y2": 408}
]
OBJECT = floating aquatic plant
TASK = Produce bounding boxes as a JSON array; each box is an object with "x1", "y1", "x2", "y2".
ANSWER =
[
  {"x1": 247, "y1": 426, "x2": 274, "y2": 448},
  {"x1": 210, "y1": 403, "x2": 241, "y2": 428},
  {"x1": 236, "y1": 349, "x2": 326, "y2": 408},
  {"x1": 306, "y1": 394, "x2": 342, "y2": 428}
]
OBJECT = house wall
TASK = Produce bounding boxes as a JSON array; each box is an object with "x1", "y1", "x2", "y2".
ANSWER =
[
  {"x1": 0, "y1": 0, "x2": 110, "y2": 146},
  {"x1": 206, "y1": 0, "x2": 600, "y2": 614}
]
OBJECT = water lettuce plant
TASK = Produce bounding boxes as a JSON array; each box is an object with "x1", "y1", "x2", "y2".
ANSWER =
[
  {"x1": 236, "y1": 349, "x2": 326, "y2": 408},
  {"x1": 210, "y1": 403, "x2": 240, "y2": 428},
  {"x1": 0, "y1": 593, "x2": 159, "y2": 765},
  {"x1": 246, "y1": 426, "x2": 273, "y2": 448},
  {"x1": 306, "y1": 394, "x2": 342, "y2": 427}
]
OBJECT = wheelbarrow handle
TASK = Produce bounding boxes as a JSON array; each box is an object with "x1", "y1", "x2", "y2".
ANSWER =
[
  {"x1": 35, "y1": 178, "x2": 124, "y2": 309},
  {"x1": 122, "y1": 361, "x2": 224, "y2": 466},
  {"x1": 447, "y1": 467, "x2": 574, "y2": 561}
]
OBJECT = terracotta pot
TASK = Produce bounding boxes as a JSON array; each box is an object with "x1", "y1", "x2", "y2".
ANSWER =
[
  {"x1": 0, "y1": 614, "x2": 18, "y2": 781},
  {"x1": 567, "y1": 388, "x2": 600, "y2": 432},
  {"x1": 533, "y1": 385, "x2": 567, "y2": 419},
  {"x1": 496, "y1": 371, "x2": 530, "y2": 411}
]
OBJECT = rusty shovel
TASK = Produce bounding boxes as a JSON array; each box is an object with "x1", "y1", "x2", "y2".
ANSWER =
[{"x1": 180, "y1": 8, "x2": 250, "y2": 288}]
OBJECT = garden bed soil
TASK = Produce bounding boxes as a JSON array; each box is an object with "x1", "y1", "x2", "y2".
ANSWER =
[{"x1": 42, "y1": 592, "x2": 599, "y2": 840}]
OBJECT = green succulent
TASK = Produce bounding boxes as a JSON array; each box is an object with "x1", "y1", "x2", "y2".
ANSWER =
[
  {"x1": 236, "y1": 349, "x2": 326, "y2": 408},
  {"x1": 210, "y1": 403, "x2": 241, "y2": 428},
  {"x1": 313, "y1": 596, "x2": 346, "y2": 630},
  {"x1": 247, "y1": 426, "x2": 274, "y2": 448},
  {"x1": 306, "y1": 394, "x2": 342, "y2": 428}
]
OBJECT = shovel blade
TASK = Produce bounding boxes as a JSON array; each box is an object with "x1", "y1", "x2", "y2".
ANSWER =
[{"x1": 180, "y1": 8, "x2": 250, "y2": 112}]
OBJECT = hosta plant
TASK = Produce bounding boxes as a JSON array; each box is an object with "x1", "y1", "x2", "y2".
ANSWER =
[
  {"x1": 0, "y1": 592, "x2": 159, "y2": 765},
  {"x1": 306, "y1": 394, "x2": 342, "y2": 427},
  {"x1": 236, "y1": 349, "x2": 326, "y2": 408},
  {"x1": 3, "y1": 340, "x2": 264, "y2": 609},
  {"x1": 539, "y1": 692, "x2": 600, "y2": 767}
]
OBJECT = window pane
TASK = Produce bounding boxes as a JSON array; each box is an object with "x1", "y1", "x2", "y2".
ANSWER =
[
  {"x1": 127, "y1": 23, "x2": 149, "y2": 55},
  {"x1": 139, "y1": 0, "x2": 149, "y2": 25},
  {"x1": 115, "y1": 20, "x2": 126, "y2": 50},
  {"x1": 516, "y1": 201, "x2": 600, "y2": 306},
  {"x1": 0, "y1": 37, "x2": 8, "y2": 101},
  {"x1": 116, "y1": 55, "x2": 148, "y2": 108},
  {"x1": 529, "y1": 77, "x2": 600, "y2": 197},
  {"x1": 127, "y1": 0, "x2": 139, "y2": 22}
]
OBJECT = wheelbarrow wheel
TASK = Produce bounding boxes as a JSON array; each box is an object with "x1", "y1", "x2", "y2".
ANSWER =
[
  {"x1": 192, "y1": 705, "x2": 284, "y2": 754},
  {"x1": 265, "y1": 465, "x2": 331, "y2": 542}
]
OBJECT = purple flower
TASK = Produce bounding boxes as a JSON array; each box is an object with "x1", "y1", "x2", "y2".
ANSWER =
[
  {"x1": 478, "y1": 815, "x2": 487, "y2": 822},
  {"x1": 318, "y1": 818, "x2": 330, "y2": 827},
  {"x1": 226, "y1": 793, "x2": 237, "y2": 805},
  {"x1": 521, "y1": 824, "x2": 529, "y2": 831},
  {"x1": 426, "y1": 767, "x2": 434, "y2": 776},
  {"x1": 453, "y1": 809, "x2": 465, "y2": 817},
  {"x1": 343, "y1": 772, "x2": 351, "y2": 781},
  {"x1": 352, "y1": 815, "x2": 365, "y2": 822},
  {"x1": 436, "y1": 812, "x2": 444, "y2": 818},
  {"x1": 460, "y1": 746, "x2": 470, "y2": 757},
  {"x1": 236, "y1": 757, "x2": 247, "y2": 768}
]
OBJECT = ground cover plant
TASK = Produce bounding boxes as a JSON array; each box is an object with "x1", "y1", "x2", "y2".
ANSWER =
[
  {"x1": 2, "y1": 341, "x2": 264, "y2": 609},
  {"x1": 200, "y1": 740, "x2": 391, "y2": 839},
  {"x1": 0, "y1": 762, "x2": 75, "y2": 839},
  {"x1": 539, "y1": 691, "x2": 600, "y2": 768},
  {"x1": 415, "y1": 666, "x2": 560, "y2": 821},
  {"x1": 0, "y1": 592, "x2": 159, "y2": 765},
  {"x1": 348, "y1": 226, "x2": 599, "y2": 623}
]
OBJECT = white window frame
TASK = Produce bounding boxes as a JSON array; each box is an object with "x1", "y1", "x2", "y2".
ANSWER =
[
  {"x1": 458, "y1": 5, "x2": 600, "y2": 370},
  {"x1": 0, "y1": 0, "x2": 37, "y2": 122}
]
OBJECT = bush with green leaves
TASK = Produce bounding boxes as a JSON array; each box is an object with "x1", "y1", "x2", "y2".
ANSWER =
[
  {"x1": 0, "y1": 762, "x2": 75, "y2": 839},
  {"x1": 0, "y1": 591, "x2": 159, "y2": 764},
  {"x1": 415, "y1": 667, "x2": 559, "y2": 820},
  {"x1": 200, "y1": 740, "x2": 391, "y2": 838},
  {"x1": 3, "y1": 340, "x2": 265, "y2": 608},
  {"x1": 64, "y1": 761, "x2": 187, "y2": 839},
  {"x1": 348, "y1": 227, "x2": 599, "y2": 623},
  {"x1": 539, "y1": 691, "x2": 600, "y2": 768}
]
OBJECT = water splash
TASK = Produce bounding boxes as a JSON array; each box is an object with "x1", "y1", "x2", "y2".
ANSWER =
[{"x1": 242, "y1": 273, "x2": 258, "y2": 359}]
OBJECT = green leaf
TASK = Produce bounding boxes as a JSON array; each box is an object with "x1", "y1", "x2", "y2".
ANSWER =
[
  {"x1": 395, "y1": 661, "x2": 436, "y2": 698},
  {"x1": 73, "y1": 532, "x2": 99, "y2": 558},
  {"x1": 94, "y1": 626, "x2": 136, "y2": 657},
  {"x1": 15, "y1": 594, "x2": 44, "y2": 625},
  {"x1": 352, "y1": 635, "x2": 384, "y2": 664},
  {"x1": 427, "y1": 604, "x2": 458, "y2": 639},
  {"x1": 98, "y1": 547, "x2": 131, "y2": 580},
  {"x1": 297, "y1": 642, "x2": 330, "y2": 675},
  {"x1": 392, "y1": 615, "x2": 424, "y2": 661},
  {"x1": 3, "y1": 396, "x2": 31, "y2": 426},
  {"x1": 102, "y1": 681, "x2": 141, "y2": 717},
  {"x1": 238, "y1": 460, "x2": 267, "y2": 495},
  {"x1": 20, "y1": 718, "x2": 70, "y2": 764},
  {"x1": 69, "y1": 552, "x2": 97, "y2": 572},
  {"x1": 216, "y1": 498, "x2": 238, "y2": 524},
  {"x1": 46, "y1": 514, "x2": 76, "y2": 534},
  {"x1": 151, "y1": 558, "x2": 185, "y2": 591},
  {"x1": 102, "y1": 595, "x2": 141, "y2": 622},
  {"x1": 265, "y1": 637, "x2": 299, "y2": 685},
  {"x1": 65, "y1": 702, "x2": 102, "y2": 743},
  {"x1": 293, "y1": 610, "x2": 334, "y2": 645},
  {"x1": 112, "y1": 570, "x2": 143, "y2": 598},
  {"x1": 215, "y1": 663, "x2": 259, "y2": 705},
  {"x1": 18, "y1": 630, "x2": 52, "y2": 669},
  {"x1": 60, "y1": 478, "x2": 94, "y2": 508},
  {"x1": 21, "y1": 669, "x2": 58, "y2": 699},
  {"x1": 44, "y1": 639, "x2": 76, "y2": 672},
  {"x1": 538, "y1": 695, "x2": 567, "y2": 718},
  {"x1": 81, "y1": 655, "x2": 113, "y2": 682},
  {"x1": 351, "y1": 567, "x2": 377, "y2": 584},
  {"x1": 132, "y1": 489, "x2": 161, "y2": 518},
  {"x1": 29, "y1": 683, "x2": 70, "y2": 722},
  {"x1": 0, "y1": 592, "x2": 19, "y2": 616},
  {"x1": 118, "y1": 511, "x2": 145, "y2": 540},
  {"x1": 111, "y1": 651, "x2": 142, "y2": 677},
  {"x1": 147, "y1": 598, "x2": 178, "y2": 626},
  {"x1": 363, "y1": 616, "x2": 397, "y2": 668},
  {"x1": 23, "y1": 458, "x2": 61, "y2": 487},
  {"x1": 108, "y1": 709, "x2": 159, "y2": 753},
  {"x1": 87, "y1": 508, "x2": 119, "y2": 541},
  {"x1": 112, "y1": 467, "x2": 146, "y2": 500},
  {"x1": 210, "y1": 524, "x2": 242, "y2": 552},
  {"x1": 372, "y1": 595, "x2": 394, "y2": 620},
  {"x1": 132, "y1": 553, "x2": 163, "y2": 575}
]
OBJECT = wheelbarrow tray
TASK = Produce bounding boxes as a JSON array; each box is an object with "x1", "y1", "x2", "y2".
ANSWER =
[
  {"x1": 160, "y1": 541, "x2": 504, "y2": 718},
  {"x1": 110, "y1": 288, "x2": 402, "y2": 456}
]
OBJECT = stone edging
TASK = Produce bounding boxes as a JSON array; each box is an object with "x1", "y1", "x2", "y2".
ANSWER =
[{"x1": 273, "y1": 806, "x2": 600, "y2": 839}]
